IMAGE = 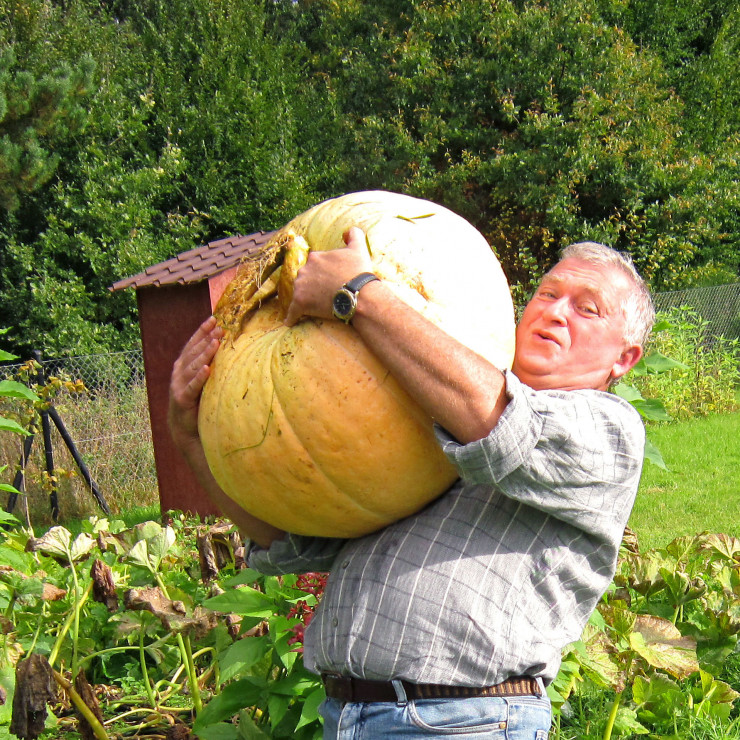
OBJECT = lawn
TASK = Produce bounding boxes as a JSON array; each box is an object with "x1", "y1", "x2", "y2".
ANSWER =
[{"x1": 629, "y1": 411, "x2": 740, "y2": 551}]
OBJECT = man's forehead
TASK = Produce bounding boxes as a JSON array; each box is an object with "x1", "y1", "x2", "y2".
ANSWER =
[{"x1": 543, "y1": 258, "x2": 626, "y2": 290}]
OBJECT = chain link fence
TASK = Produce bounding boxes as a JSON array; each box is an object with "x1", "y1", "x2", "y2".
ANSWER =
[
  {"x1": 1, "y1": 350, "x2": 157, "y2": 526},
  {"x1": 652, "y1": 282, "x2": 740, "y2": 341},
  {"x1": 2, "y1": 282, "x2": 739, "y2": 525}
]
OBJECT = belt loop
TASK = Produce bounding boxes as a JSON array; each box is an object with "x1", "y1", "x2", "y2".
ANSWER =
[
  {"x1": 391, "y1": 679, "x2": 408, "y2": 706},
  {"x1": 535, "y1": 677, "x2": 546, "y2": 697}
]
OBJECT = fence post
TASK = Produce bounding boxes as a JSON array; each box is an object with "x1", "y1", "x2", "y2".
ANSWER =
[{"x1": 34, "y1": 351, "x2": 60, "y2": 520}]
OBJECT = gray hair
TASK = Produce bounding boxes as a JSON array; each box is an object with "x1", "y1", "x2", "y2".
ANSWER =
[{"x1": 558, "y1": 241, "x2": 655, "y2": 348}]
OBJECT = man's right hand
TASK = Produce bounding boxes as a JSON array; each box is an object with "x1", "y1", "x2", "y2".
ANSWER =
[
  {"x1": 168, "y1": 316, "x2": 223, "y2": 453},
  {"x1": 168, "y1": 316, "x2": 286, "y2": 547}
]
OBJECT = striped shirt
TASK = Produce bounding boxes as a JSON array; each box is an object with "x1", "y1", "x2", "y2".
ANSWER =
[{"x1": 249, "y1": 371, "x2": 645, "y2": 686}]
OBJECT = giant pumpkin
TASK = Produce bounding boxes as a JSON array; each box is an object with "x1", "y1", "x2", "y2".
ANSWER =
[{"x1": 198, "y1": 191, "x2": 515, "y2": 537}]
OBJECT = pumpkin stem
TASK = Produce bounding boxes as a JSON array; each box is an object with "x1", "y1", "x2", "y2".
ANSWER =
[{"x1": 214, "y1": 230, "x2": 312, "y2": 340}]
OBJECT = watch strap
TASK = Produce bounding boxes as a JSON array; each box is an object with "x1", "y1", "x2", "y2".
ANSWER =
[{"x1": 344, "y1": 272, "x2": 379, "y2": 294}]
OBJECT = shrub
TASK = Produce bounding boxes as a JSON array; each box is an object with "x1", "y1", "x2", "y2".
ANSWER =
[{"x1": 632, "y1": 307, "x2": 740, "y2": 420}]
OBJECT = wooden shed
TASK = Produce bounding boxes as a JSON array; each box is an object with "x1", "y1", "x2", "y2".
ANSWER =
[{"x1": 111, "y1": 231, "x2": 275, "y2": 517}]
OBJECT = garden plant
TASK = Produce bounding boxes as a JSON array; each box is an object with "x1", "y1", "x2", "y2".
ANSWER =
[{"x1": 0, "y1": 512, "x2": 738, "y2": 739}]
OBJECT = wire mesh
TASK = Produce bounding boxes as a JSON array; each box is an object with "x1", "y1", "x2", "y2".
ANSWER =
[
  {"x1": 653, "y1": 283, "x2": 740, "y2": 341},
  {"x1": 1, "y1": 351, "x2": 157, "y2": 525}
]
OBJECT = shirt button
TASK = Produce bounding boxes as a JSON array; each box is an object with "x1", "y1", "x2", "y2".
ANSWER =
[
  {"x1": 341, "y1": 560, "x2": 350, "y2": 568},
  {"x1": 332, "y1": 617, "x2": 339, "y2": 627}
]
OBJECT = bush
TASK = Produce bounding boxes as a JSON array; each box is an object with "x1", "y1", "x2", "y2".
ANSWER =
[{"x1": 632, "y1": 307, "x2": 740, "y2": 420}]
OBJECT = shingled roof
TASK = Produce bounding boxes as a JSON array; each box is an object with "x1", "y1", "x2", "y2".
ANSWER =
[{"x1": 110, "y1": 230, "x2": 277, "y2": 291}]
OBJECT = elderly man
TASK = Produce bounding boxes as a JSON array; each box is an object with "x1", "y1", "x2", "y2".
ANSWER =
[{"x1": 169, "y1": 227, "x2": 653, "y2": 739}]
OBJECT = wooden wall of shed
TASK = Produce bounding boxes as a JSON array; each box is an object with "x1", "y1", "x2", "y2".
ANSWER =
[{"x1": 137, "y1": 268, "x2": 236, "y2": 518}]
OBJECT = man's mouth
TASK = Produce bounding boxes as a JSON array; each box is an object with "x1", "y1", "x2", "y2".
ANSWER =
[{"x1": 533, "y1": 330, "x2": 560, "y2": 346}]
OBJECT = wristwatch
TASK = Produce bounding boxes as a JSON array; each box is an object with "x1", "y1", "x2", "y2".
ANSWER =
[{"x1": 332, "y1": 272, "x2": 380, "y2": 323}]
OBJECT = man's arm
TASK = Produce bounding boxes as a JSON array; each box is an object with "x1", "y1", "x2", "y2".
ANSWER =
[
  {"x1": 284, "y1": 227, "x2": 509, "y2": 444},
  {"x1": 168, "y1": 316, "x2": 286, "y2": 547}
]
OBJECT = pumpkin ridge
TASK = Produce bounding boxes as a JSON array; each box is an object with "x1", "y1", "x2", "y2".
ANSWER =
[
  {"x1": 265, "y1": 325, "x2": 400, "y2": 529},
  {"x1": 314, "y1": 320, "x2": 434, "y2": 434}
]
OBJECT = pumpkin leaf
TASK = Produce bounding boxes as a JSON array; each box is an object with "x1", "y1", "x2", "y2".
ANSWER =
[
  {"x1": 192, "y1": 677, "x2": 265, "y2": 733},
  {"x1": 125, "y1": 526, "x2": 176, "y2": 572},
  {"x1": 630, "y1": 614, "x2": 699, "y2": 678},
  {"x1": 698, "y1": 669, "x2": 740, "y2": 707},
  {"x1": 700, "y1": 534, "x2": 740, "y2": 564},
  {"x1": 218, "y1": 635, "x2": 271, "y2": 683},
  {"x1": 613, "y1": 707, "x2": 650, "y2": 735},
  {"x1": 659, "y1": 568, "x2": 706, "y2": 607},
  {"x1": 204, "y1": 586, "x2": 276, "y2": 618}
]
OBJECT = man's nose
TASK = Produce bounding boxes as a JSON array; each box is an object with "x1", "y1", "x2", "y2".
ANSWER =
[{"x1": 542, "y1": 297, "x2": 568, "y2": 323}]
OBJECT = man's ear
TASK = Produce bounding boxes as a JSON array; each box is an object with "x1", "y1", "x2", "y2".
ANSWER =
[{"x1": 610, "y1": 345, "x2": 643, "y2": 383}]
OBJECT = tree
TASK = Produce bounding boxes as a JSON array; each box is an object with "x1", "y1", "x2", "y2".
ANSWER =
[
  {"x1": 0, "y1": 0, "x2": 340, "y2": 356},
  {"x1": 298, "y1": 0, "x2": 711, "y2": 294},
  {"x1": 0, "y1": 47, "x2": 94, "y2": 211}
]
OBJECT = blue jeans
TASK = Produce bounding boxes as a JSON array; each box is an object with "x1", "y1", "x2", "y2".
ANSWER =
[{"x1": 320, "y1": 680, "x2": 551, "y2": 739}]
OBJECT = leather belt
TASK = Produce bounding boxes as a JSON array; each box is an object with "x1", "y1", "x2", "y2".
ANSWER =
[{"x1": 321, "y1": 673, "x2": 541, "y2": 703}]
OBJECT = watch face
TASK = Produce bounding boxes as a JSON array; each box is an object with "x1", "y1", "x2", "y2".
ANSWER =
[{"x1": 333, "y1": 289, "x2": 355, "y2": 319}]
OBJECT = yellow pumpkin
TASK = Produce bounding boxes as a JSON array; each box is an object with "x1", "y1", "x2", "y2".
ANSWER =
[{"x1": 198, "y1": 191, "x2": 515, "y2": 537}]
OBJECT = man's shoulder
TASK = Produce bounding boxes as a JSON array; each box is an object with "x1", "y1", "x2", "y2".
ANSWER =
[{"x1": 507, "y1": 370, "x2": 644, "y2": 437}]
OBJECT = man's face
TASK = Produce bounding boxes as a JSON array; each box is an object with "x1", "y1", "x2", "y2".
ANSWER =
[{"x1": 512, "y1": 258, "x2": 642, "y2": 392}]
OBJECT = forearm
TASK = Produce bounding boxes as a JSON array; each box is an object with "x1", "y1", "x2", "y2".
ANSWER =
[{"x1": 350, "y1": 280, "x2": 509, "y2": 444}]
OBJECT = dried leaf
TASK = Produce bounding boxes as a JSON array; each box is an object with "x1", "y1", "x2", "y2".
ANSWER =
[
  {"x1": 124, "y1": 587, "x2": 218, "y2": 638},
  {"x1": 73, "y1": 670, "x2": 105, "y2": 740},
  {"x1": 10, "y1": 654, "x2": 55, "y2": 739},
  {"x1": 91, "y1": 559, "x2": 118, "y2": 611},
  {"x1": 197, "y1": 531, "x2": 219, "y2": 583}
]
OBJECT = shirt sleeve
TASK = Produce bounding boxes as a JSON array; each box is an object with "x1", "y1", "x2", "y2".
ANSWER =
[
  {"x1": 435, "y1": 370, "x2": 646, "y2": 537},
  {"x1": 247, "y1": 533, "x2": 346, "y2": 575}
]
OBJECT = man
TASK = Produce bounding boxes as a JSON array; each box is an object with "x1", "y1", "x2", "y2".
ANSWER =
[{"x1": 169, "y1": 226, "x2": 654, "y2": 738}]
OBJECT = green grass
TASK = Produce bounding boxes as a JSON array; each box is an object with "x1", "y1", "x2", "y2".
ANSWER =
[{"x1": 629, "y1": 411, "x2": 740, "y2": 551}]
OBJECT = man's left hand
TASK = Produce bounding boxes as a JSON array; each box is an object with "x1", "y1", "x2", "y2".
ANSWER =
[{"x1": 283, "y1": 226, "x2": 373, "y2": 326}]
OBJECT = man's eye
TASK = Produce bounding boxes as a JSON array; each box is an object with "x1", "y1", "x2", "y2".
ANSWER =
[{"x1": 579, "y1": 304, "x2": 599, "y2": 316}]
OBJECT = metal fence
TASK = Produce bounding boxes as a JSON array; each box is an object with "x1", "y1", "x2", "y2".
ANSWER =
[
  {"x1": 652, "y1": 282, "x2": 740, "y2": 341},
  {"x1": 1, "y1": 350, "x2": 157, "y2": 524},
  {"x1": 2, "y1": 281, "x2": 739, "y2": 524}
]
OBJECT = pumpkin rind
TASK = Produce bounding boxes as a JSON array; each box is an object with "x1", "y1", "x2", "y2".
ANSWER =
[{"x1": 198, "y1": 191, "x2": 515, "y2": 537}]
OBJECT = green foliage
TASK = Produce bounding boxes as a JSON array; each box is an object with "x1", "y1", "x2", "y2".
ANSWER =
[
  {"x1": 126, "y1": 0, "x2": 339, "y2": 236},
  {"x1": 631, "y1": 309, "x2": 740, "y2": 419},
  {"x1": 1, "y1": 0, "x2": 739, "y2": 355},
  {"x1": 551, "y1": 532, "x2": 740, "y2": 739},
  {"x1": 0, "y1": 46, "x2": 94, "y2": 211},
  {"x1": 0, "y1": 515, "x2": 325, "y2": 738},
  {"x1": 0, "y1": 0, "x2": 339, "y2": 357},
  {"x1": 298, "y1": 0, "x2": 739, "y2": 298}
]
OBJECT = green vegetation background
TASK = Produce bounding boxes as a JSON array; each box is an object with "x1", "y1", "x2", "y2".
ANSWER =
[{"x1": 1, "y1": 0, "x2": 740, "y2": 359}]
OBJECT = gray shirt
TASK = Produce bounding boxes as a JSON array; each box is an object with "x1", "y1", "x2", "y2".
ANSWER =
[{"x1": 249, "y1": 371, "x2": 645, "y2": 686}]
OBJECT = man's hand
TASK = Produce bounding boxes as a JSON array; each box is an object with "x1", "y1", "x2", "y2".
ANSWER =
[
  {"x1": 168, "y1": 316, "x2": 223, "y2": 451},
  {"x1": 168, "y1": 316, "x2": 286, "y2": 546},
  {"x1": 283, "y1": 226, "x2": 374, "y2": 327}
]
